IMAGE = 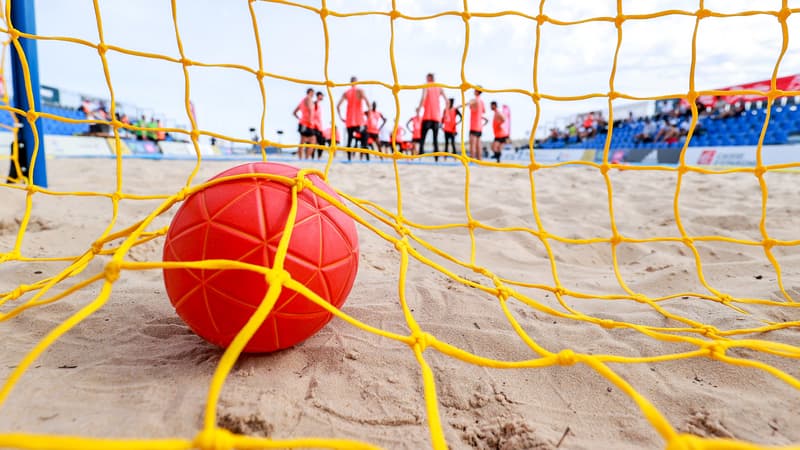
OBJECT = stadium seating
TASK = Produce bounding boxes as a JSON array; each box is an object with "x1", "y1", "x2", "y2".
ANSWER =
[
  {"x1": 1, "y1": 101, "x2": 91, "y2": 136},
  {"x1": 544, "y1": 103, "x2": 800, "y2": 150},
  {"x1": 41, "y1": 104, "x2": 90, "y2": 135}
]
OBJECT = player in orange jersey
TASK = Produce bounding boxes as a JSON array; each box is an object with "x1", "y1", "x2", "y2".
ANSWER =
[
  {"x1": 292, "y1": 88, "x2": 316, "y2": 160},
  {"x1": 490, "y1": 101, "x2": 509, "y2": 163},
  {"x1": 336, "y1": 76, "x2": 370, "y2": 161},
  {"x1": 365, "y1": 101, "x2": 387, "y2": 155},
  {"x1": 406, "y1": 109, "x2": 423, "y2": 156},
  {"x1": 312, "y1": 91, "x2": 325, "y2": 159},
  {"x1": 461, "y1": 87, "x2": 488, "y2": 160},
  {"x1": 441, "y1": 97, "x2": 462, "y2": 156},
  {"x1": 417, "y1": 73, "x2": 448, "y2": 162}
]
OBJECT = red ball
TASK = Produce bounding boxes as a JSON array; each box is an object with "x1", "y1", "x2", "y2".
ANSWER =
[{"x1": 162, "y1": 162, "x2": 359, "y2": 353}]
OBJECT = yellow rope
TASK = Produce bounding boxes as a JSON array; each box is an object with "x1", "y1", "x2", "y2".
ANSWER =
[{"x1": 1, "y1": 2, "x2": 799, "y2": 449}]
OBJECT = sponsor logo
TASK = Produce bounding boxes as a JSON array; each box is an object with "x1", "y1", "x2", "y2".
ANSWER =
[
  {"x1": 697, "y1": 150, "x2": 716, "y2": 165},
  {"x1": 714, "y1": 151, "x2": 747, "y2": 166}
]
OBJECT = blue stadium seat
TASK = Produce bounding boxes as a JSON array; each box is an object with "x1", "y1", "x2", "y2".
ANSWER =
[
  {"x1": 0, "y1": 112, "x2": 15, "y2": 127},
  {"x1": 764, "y1": 130, "x2": 788, "y2": 145}
]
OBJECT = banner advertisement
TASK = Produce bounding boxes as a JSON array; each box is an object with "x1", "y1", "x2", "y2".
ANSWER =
[
  {"x1": 124, "y1": 139, "x2": 161, "y2": 155},
  {"x1": 528, "y1": 149, "x2": 596, "y2": 163},
  {"x1": 6, "y1": 131, "x2": 795, "y2": 168},
  {"x1": 595, "y1": 148, "x2": 682, "y2": 164},
  {"x1": 44, "y1": 135, "x2": 111, "y2": 156},
  {"x1": 159, "y1": 141, "x2": 215, "y2": 156},
  {"x1": 589, "y1": 146, "x2": 798, "y2": 166},
  {"x1": 684, "y1": 145, "x2": 800, "y2": 166}
]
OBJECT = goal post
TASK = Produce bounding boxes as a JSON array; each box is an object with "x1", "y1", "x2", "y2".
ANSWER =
[{"x1": 8, "y1": 0, "x2": 47, "y2": 187}]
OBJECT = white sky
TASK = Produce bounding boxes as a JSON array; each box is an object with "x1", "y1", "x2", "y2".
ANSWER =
[{"x1": 6, "y1": 0, "x2": 800, "y2": 142}]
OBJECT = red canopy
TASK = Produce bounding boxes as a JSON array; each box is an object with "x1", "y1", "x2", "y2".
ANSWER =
[
  {"x1": 680, "y1": 94, "x2": 717, "y2": 108},
  {"x1": 717, "y1": 74, "x2": 800, "y2": 104},
  {"x1": 680, "y1": 74, "x2": 800, "y2": 107}
]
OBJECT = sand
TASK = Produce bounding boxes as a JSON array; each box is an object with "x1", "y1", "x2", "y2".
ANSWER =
[{"x1": 0, "y1": 156, "x2": 799, "y2": 449}]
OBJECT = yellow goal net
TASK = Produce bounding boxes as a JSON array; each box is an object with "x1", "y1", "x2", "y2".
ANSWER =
[{"x1": 1, "y1": 1, "x2": 799, "y2": 449}]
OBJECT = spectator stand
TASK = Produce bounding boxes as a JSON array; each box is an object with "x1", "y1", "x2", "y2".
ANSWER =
[{"x1": 534, "y1": 96, "x2": 800, "y2": 155}]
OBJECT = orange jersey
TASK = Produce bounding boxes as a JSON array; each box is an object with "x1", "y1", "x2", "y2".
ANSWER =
[
  {"x1": 442, "y1": 107, "x2": 457, "y2": 133},
  {"x1": 393, "y1": 127, "x2": 405, "y2": 143},
  {"x1": 422, "y1": 86, "x2": 443, "y2": 121},
  {"x1": 297, "y1": 98, "x2": 313, "y2": 127},
  {"x1": 366, "y1": 110, "x2": 382, "y2": 134},
  {"x1": 345, "y1": 87, "x2": 365, "y2": 127},
  {"x1": 313, "y1": 102, "x2": 323, "y2": 130},
  {"x1": 469, "y1": 98, "x2": 485, "y2": 132},
  {"x1": 410, "y1": 116, "x2": 422, "y2": 140},
  {"x1": 493, "y1": 110, "x2": 507, "y2": 138}
]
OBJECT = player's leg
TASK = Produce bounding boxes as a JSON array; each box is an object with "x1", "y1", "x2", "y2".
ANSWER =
[
  {"x1": 446, "y1": 132, "x2": 456, "y2": 155},
  {"x1": 360, "y1": 126, "x2": 369, "y2": 161},
  {"x1": 346, "y1": 127, "x2": 356, "y2": 161},
  {"x1": 431, "y1": 122, "x2": 440, "y2": 162},
  {"x1": 316, "y1": 130, "x2": 324, "y2": 159},
  {"x1": 418, "y1": 122, "x2": 430, "y2": 156}
]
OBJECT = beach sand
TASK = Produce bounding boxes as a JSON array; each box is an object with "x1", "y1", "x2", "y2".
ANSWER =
[{"x1": 1, "y1": 156, "x2": 799, "y2": 449}]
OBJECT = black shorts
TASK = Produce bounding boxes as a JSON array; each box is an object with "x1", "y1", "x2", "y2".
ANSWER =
[
  {"x1": 469, "y1": 130, "x2": 482, "y2": 138},
  {"x1": 380, "y1": 140, "x2": 391, "y2": 147},
  {"x1": 412, "y1": 138, "x2": 421, "y2": 144},
  {"x1": 298, "y1": 124, "x2": 315, "y2": 137},
  {"x1": 421, "y1": 120, "x2": 440, "y2": 131},
  {"x1": 444, "y1": 131, "x2": 456, "y2": 139},
  {"x1": 315, "y1": 129, "x2": 324, "y2": 142},
  {"x1": 368, "y1": 132, "x2": 379, "y2": 142},
  {"x1": 494, "y1": 136, "x2": 509, "y2": 144}
]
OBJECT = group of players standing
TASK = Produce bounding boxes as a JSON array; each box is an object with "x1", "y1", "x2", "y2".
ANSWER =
[{"x1": 292, "y1": 74, "x2": 511, "y2": 162}]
